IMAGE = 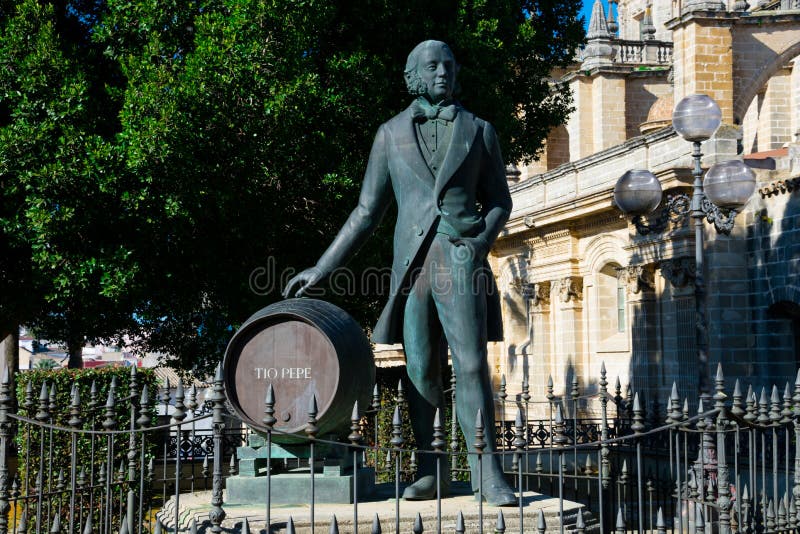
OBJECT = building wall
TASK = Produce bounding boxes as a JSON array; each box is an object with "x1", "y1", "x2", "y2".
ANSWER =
[
  {"x1": 743, "y1": 169, "x2": 800, "y2": 385},
  {"x1": 625, "y1": 75, "x2": 672, "y2": 138},
  {"x1": 493, "y1": 5, "x2": 800, "y2": 419}
]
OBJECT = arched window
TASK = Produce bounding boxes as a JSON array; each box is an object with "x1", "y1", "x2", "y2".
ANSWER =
[
  {"x1": 598, "y1": 263, "x2": 625, "y2": 340},
  {"x1": 617, "y1": 273, "x2": 626, "y2": 333}
]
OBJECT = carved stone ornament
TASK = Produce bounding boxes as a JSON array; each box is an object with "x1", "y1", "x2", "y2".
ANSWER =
[
  {"x1": 659, "y1": 258, "x2": 696, "y2": 289},
  {"x1": 529, "y1": 281, "x2": 551, "y2": 311},
  {"x1": 555, "y1": 276, "x2": 583, "y2": 303},
  {"x1": 623, "y1": 265, "x2": 655, "y2": 294}
]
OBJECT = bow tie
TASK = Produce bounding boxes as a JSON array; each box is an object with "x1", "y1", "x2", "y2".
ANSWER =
[{"x1": 411, "y1": 98, "x2": 459, "y2": 122}]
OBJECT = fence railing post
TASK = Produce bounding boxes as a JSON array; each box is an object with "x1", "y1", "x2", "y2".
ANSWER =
[
  {"x1": 0, "y1": 368, "x2": 12, "y2": 534},
  {"x1": 209, "y1": 364, "x2": 227, "y2": 534}
]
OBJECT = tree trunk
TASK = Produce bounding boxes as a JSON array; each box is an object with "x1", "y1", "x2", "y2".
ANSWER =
[
  {"x1": 67, "y1": 338, "x2": 84, "y2": 369},
  {"x1": 0, "y1": 329, "x2": 19, "y2": 379}
]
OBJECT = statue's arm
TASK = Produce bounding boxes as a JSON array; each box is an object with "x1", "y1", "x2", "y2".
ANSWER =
[
  {"x1": 476, "y1": 122, "x2": 512, "y2": 248},
  {"x1": 284, "y1": 125, "x2": 392, "y2": 298},
  {"x1": 315, "y1": 124, "x2": 393, "y2": 274}
]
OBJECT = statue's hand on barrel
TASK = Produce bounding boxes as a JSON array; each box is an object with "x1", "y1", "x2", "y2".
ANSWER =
[{"x1": 282, "y1": 267, "x2": 325, "y2": 298}]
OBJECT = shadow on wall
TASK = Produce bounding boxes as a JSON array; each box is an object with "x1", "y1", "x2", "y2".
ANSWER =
[{"x1": 750, "y1": 187, "x2": 800, "y2": 384}]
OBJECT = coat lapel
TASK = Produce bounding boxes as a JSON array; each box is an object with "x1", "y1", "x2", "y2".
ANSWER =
[
  {"x1": 394, "y1": 107, "x2": 436, "y2": 187},
  {"x1": 434, "y1": 110, "x2": 478, "y2": 199}
]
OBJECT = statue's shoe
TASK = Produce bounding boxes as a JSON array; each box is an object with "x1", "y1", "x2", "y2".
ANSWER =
[
  {"x1": 402, "y1": 475, "x2": 451, "y2": 500},
  {"x1": 476, "y1": 476, "x2": 517, "y2": 507}
]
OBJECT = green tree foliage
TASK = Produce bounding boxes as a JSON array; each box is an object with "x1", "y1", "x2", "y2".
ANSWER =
[
  {"x1": 0, "y1": 0, "x2": 584, "y2": 373},
  {"x1": 14, "y1": 367, "x2": 159, "y2": 524},
  {"x1": 33, "y1": 358, "x2": 59, "y2": 370},
  {"x1": 0, "y1": 0, "x2": 140, "y2": 366}
]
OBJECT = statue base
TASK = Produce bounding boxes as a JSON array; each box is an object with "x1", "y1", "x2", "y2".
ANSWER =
[{"x1": 225, "y1": 434, "x2": 376, "y2": 505}]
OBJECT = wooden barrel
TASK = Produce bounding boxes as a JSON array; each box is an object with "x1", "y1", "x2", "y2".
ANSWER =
[{"x1": 223, "y1": 298, "x2": 375, "y2": 443}]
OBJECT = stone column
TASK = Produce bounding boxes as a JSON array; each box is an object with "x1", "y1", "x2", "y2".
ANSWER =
[
  {"x1": 756, "y1": 66, "x2": 793, "y2": 151},
  {"x1": 552, "y1": 276, "x2": 585, "y2": 394},
  {"x1": 580, "y1": 0, "x2": 628, "y2": 153},
  {"x1": 592, "y1": 75, "x2": 628, "y2": 152},
  {"x1": 567, "y1": 77, "x2": 595, "y2": 161},
  {"x1": 528, "y1": 282, "x2": 552, "y2": 407},
  {"x1": 792, "y1": 58, "x2": 800, "y2": 143},
  {"x1": 659, "y1": 258, "x2": 698, "y2": 397},
  {"x1": 623, "y1": 264, "x2": 658, "y2": 401},
  {"x1": 669, "y1": 11, "x2": 735, "y2": 124}
]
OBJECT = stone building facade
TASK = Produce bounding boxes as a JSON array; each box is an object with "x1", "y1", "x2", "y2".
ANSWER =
[{"x1": 489, "y1": 0, "x2": 800, "y2": 419}]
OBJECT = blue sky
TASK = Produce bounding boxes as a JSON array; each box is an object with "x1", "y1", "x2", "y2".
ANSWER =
[{"x1": 580, "y1": 0, "x2": 605, "y2": 27}]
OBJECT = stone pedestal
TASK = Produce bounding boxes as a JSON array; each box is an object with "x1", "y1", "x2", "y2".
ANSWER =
[{"x1": 226, "y1": 434, "x2": 375, "y2": 505}]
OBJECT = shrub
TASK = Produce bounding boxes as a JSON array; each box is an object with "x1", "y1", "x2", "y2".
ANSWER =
[{"x1": 12, "y1": 367, "x2": 160, "y2": 532}]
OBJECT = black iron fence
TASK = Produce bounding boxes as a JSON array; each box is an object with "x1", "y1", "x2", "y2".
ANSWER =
[{"x1": 0, "y1": 363, "x2": 798, "y2": 534}]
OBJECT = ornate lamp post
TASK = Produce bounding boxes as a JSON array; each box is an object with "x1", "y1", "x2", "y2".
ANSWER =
[{"x1": 613, "y1": 94, "x2": 756, "y2": 394}]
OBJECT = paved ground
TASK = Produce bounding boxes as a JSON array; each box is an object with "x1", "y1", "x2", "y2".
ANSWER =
[{"x1": 160, "y1": 482, "x2": 598, "y2": 533}]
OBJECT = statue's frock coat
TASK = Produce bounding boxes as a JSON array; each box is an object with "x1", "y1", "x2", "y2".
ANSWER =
[{"x1": 315, "y1": 104, "x2": 512, "y2": 344}]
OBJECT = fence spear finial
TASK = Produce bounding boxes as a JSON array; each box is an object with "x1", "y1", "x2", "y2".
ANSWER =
[
  {"x1": 329, "y1": 515, "x2": 339, "y2": 534},
  {"x1": 69, "y1": 386, "x2": 82, "y2": 428},
  {"x1": 794, "y1": 368, "x2": 800, "y2": 408},
  {"x1": 767, "y1": 499, "x2": 776, "y2": 531},
  {"x1": 474, "y1": 408, "x2": 486, "y2": 452},
  {"x1": 656, "y1": 507, "x2": 666, "y2": 534},
  {"x1": 495, "y1": 510, "x2": 506, "y2": 533},
  {"x1": 670, "y1": 383, "x2": 681, "y2": 423},
  {"x1": 731, "y1": 379, "x2": 744, "y2": 416},
  {"x1": 758, "y1": 387, "x2": 770, "y2": 425},
  {"x1": 371, "y1": 383, "x2": 380, "y2": 412},
  {"x1": 36, "y1": 382, "x2": 49, "y2": 422},
  {"x1": 537, "y1": 509, "x2": 547, "y2": 534},
  {"x1": 770, "y1": 385, "x2": 782, "y2": 424},
  {"x1": 305, "y1": 394, "x2": 319, "y2": 439},
  {"x1": 263, "y1": 384, "x2": 276, "y2": 430},
  {"x1": 575, "y1": 508, "x2": 586, "y2": 534},
  {"x1": 412, "y1": 513, "x2": 423, "y2": 534},
  {"x1": 348, "y1": 400, "x2": 362, "y2": 447},
  {"x1": 396, "y1": 379, "x2": 405, "y2": 406},
  {"x1": 632, "y1": 392, "x2": 645, "y2": 434},
  {"x1": 103, "y1": 387, "x2": 116, "y2": 431},
  {"x1": 455, "y1": 511, "x2": 465, "y2": 534},
  {"x1": 137, "y1": 385, "x2": 150, "y2": 429},
  {"x1": 371, "y1": 513, "x2": 381, "y2": 534},
  {"x1": 615, "y1": 507, "x2": 625, "y2": 534},
  {"x1": 390, "y1": 405, "x2": 403, "y2": 450},
  {"x1": 782, "y1": 382, "x2": 793, "y2": 423}
]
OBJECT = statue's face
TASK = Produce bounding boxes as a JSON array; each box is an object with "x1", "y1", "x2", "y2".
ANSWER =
[{"x1": 417, "y1": 44, "x2": 456, "y2": 102}]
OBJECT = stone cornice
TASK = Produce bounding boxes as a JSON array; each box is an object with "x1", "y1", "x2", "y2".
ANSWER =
[
  {"x1": 510, "y1": 127, "x2": 678, "y2": 197},
  {"x1": 759, "y1": 177, "x2": 800, "y2": 198},
  {"x1": 562, "y1": 65, "x2": 635, "y2": 81},
  {"x1": 665, "y1": 9, "x2": 800, "y2": 30},
  {"x1": 736, "y1": 11, "x2": 800, "y2": 25},
  {"x1": 665, "y1": 10, "x2": 739, "y2": 29}
]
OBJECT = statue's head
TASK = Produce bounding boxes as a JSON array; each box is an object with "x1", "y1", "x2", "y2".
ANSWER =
[{"x1": 404, "y1": 40, "x2": 459, "y2": 102}]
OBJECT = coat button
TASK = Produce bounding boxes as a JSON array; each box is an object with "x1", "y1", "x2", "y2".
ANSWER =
[
  {"x1": 416, "y1": 227, "x2": 423, "y2": 236},
  {"x1": 404, "y1": 258, "x2": 410, "y2": 266}
]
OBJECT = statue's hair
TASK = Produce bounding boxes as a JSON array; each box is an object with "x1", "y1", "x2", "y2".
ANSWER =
[{"x1": 404, "y1": 40, "x2": 459, "y2": 96}]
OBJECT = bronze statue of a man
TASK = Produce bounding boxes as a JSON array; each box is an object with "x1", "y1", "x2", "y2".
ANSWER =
[{"x1": 284, "y1": 40, "x2": 516, "y2": 506}]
